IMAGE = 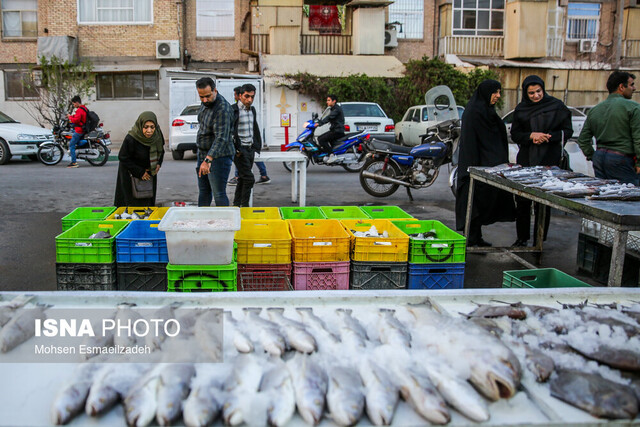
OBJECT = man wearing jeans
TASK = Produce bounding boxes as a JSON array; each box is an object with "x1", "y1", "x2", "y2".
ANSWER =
[
  {"x1": 195, "y1": 77, "x2": 235, "y2": 206},
  {"x1": 66, "y1": 95, "x2": 86, "y2": 168},
  {"x1": 578, "y1": 71, "x2": 640, "y2": 185}
]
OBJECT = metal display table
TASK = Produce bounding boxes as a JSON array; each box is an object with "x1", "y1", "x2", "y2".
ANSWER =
[
  {"x1": 465, "y1": 167, "x2": 640, "y2": 287},
  {"x1": 252, "y1": 151, "x2": 307, "y2": 206}
]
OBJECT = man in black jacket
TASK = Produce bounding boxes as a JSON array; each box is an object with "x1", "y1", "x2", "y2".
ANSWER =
[
  {"x1": 231, "y1": 83, "x2": 262, "y2": 207},
  {"x1": 316, "y1": 94, "x2": 345, "y2": 161}
]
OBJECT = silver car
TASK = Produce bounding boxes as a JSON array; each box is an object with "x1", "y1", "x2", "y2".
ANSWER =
[{"x1": 0, "y1": 111, "x2": 54, "y2": 165}]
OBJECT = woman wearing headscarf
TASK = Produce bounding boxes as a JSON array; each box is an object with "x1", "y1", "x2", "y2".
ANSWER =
[
  {"x1": 455, "y1": 79, "x2": 515, "y2": 246},
  {"x1": 511, "y1": 75, "x2": 573, "y2": 247},
  {"x1": 114, "y1": 111, "x2": 165, "y2": 206}
]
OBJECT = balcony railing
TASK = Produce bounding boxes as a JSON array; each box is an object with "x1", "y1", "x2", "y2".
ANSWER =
[
  {"x1": 250, "y1": 34, "x2": 270, "y2": 54},
  {"x1": 301, "y1": 34, "x2": 352, "y2": 55},
  {"x1": 623, "y1": 39, "x2": 640, "y2": 58},
  {"x1": 547, "y1": 37, "x2": 564, "y2": 58},
  {"x1": 438, "y1": 36, "x2": 503, "y2": 57}
]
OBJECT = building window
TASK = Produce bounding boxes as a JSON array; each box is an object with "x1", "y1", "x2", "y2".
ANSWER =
[
  {"x1": 96, "y1": 72, "x2": 158, "y2": 100},
  {"x1": 196, "y1": 0, "x2": 234, "y2": 38},
  {"x1": 4, "y1": 70, "x2": 38, "y2": 100},
  {"x1": 78, "y1": 0, "x2": 152, "y2": 24},
  {"x1": 389, "y1": 0, "x2": 423, "y2": 39},
  {"x1": 2, "y1": 0, "x2": 37, "y2": 38},
  {"x1": 452, "y1": 0, "x2": 504, "y2": 36},
  {"x1": 567, "y1": 2, "x2": 599, "y2": 41}
]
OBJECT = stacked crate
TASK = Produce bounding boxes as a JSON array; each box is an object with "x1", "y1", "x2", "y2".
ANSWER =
[
  {"x1": 115, "y1": 220, "x2": 168, "y2": 291},
  {"x1": 341, "y1": 219, "x2": 409, "y2": 290},
  {"x1": 393, "y1": 220, "x2": 466, "y2": 290},
  {"x1": 61, "y1": 207, "x2": 116, "y2": 232},
  {"x1": 55, "y1": 220, "x2": 129, "y2": 290},
  {"x1": 288, "y1": 220, "x2": 351, "y2": 290},
  {"x1": 159, "y1": 207, "x2": 241, "y2": 292},
  {"x1": 235, "y1": 219, "x2": 292, "y2": 291}
]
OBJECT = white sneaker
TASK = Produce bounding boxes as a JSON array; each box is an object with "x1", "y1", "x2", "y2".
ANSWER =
[{"x1": 325, "y1": 154, "x2": 338, "y2": 164}]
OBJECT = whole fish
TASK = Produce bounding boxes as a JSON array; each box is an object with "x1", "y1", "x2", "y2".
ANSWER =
[
  {"x1": 183, "y1": 364, "x2": 226, "y2": 427},
  {"x1": 550, "y1": 369, "x2": 638, "y2": 419},
  {"x1": 267, "y1": 307, "x2": 317, "y2": 354},
  {"x1": 296, "y1": 307, "x2": 341, "y2": 352},
  {"x1": 124, "y1": 369, "x2": 161, "y2": 427},
  {"x1": 0, "y1": 294, "x2": 33, "y2": 327},
  {"x1": 224, "y1": 311, "x2": 254, "y2": 354},
  {"x1": 288, "y1": 353, "x2": 328, "y2": 425},
  {"x1": 156, "y1": 363, "x2": 196, "y2": 426},
  {"x1": 81, "y1": 315, "x2": 116, "y2": 360},
  {"x1": 335, "y1": 309, "x2": 369, "y2": 349},
  {"x1": 114, "y1": 304, "x2": 144, "y2": 349},
  {"x1": 0, "y1": 304, "x2": 47, "y2": 352},
  {"x1": 222, "y1": 354, "x2": 263, "y2": 426},
  {"x1": 395, "y1": 366, "x2": 449, "y2": 425},
  {"x1": 377, "y1": 309, "x2": 411, "y2": 349},
  {"x1": 145, "y1": 304, "x2": 179, "y2": 351},
  {"x1": 89, "y1": 230, "x2": 112, "y2": 239},
  {"x1": 465, "y1": 303, "x2": 528, "y2": 320},
  {"x1": 524, "y1": 346, "x2": 555, "y2": 382},
  {"x1": 260, "y1": 363, "x2": 296, "y2": 427},
  {"x1": 243, "y1": 308, "x2": 286, "y2": 357},
  {"x1": 194, "y1": 309, "x2": 223, "y2": 361},
  {"x1": 326, "y1": 366, "x2": 365, "y2": 426},
  {"x1": 359, "y1": 359, "x2": 398, "y2": 426},
  {"x1": 85, "y1": 363, "x2": 150, "y2": 416},
  {"x1": 51, "y1": 363, "x2": 103, "y2": 425},
  {"x1": 568, "y1": 341, "x2": 640, "y2": 372}
]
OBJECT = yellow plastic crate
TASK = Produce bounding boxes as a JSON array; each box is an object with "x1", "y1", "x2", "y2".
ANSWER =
[
  {"x1": 107, "y1": 206, "x2": 157, "y2": 221},
  {"x1": 240, "y1": 207, "x2": 282, "y2": 220},
  {"x1": 148, "y1": 207, "x2": 170, "y2": 220},
  {"x1": 341, "y1": 219, "x2": 409, "y2": 262},
  {"x1": 235, "y1": 220, "x2": 292, "y2": 264},
  {"x1": 288, "y1": 219, "x2": 351, "y2": 262}
]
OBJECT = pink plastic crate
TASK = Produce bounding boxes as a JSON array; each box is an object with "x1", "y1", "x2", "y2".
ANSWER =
[{"x1": 293, "y1": 261, "x2": 350, "y2": 290}]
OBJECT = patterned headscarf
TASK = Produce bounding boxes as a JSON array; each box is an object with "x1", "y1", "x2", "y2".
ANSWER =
[{"x1": 128, "y1": 111, "x2": 164, "y2": 175}]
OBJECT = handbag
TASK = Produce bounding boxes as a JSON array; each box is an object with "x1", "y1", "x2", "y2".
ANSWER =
[
  {"x1": 129, "y1": 172, "x2": 154, "y2": 199},
  {"x1": 559, "y1": 130, "x2": 572, "y2": 171}
]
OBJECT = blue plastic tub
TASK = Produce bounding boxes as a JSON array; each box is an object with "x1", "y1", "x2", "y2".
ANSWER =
[
  {"x1": 407, "y1": 262, "x2": 465, "y2": 290},
  {"x1": 115, "y1": 220, "x2": 168, "y2": 263}
]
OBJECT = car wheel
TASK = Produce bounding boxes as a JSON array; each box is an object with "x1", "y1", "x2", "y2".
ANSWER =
[
  {"x1": 398, "y1": 134, "x2": 404, "y2": 146},
  {"x1": 172, "y1": 150, "x2": 184, "y2": 160},
  {"x1": 0, "y1": 139, "x2": 12, "y2": 165}
]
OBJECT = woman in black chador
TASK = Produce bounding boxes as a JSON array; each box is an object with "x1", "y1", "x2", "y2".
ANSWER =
[
  {"x1": 511, "y1": 75, "x2": 573, "y2": 247},
  {"x1": 114, "y1": 111, "x2": 165, "y2": 207},
  {"x1": 455, "y1": 79, "x2": 515, "y2": 247}
]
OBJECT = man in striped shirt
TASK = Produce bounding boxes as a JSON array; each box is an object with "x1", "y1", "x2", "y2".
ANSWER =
[{"x1": 195, "y1": 77, "x2": 235, "y2": 206}]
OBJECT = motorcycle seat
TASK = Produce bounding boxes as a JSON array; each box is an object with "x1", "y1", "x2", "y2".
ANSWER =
[
  {"x1": 368, "y1": 139, "x2": 413, "y2": 154},
  {"x1": 332, "y1": 132, "x2": 361, "y2": 144}
]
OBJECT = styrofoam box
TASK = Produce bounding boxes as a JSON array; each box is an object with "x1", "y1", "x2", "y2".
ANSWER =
[{"x1": 158, "y1": 207, "x2": 241, "y2": 265}]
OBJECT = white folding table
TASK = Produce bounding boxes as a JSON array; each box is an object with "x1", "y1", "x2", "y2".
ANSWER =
[{"x1": 250, "y1": 151, "x2": 308, "y2": 206}]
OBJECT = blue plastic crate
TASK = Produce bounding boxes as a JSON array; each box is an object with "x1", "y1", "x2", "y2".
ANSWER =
[
  {"x1": 115, "y1": 220, "x2": 168, "y2": 263},
  {"x1": 407, "y1": 262, "x2": 465, "y2": 290}
]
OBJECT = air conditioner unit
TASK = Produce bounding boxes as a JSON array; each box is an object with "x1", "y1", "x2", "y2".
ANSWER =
[
  {"x1": 156, "y1": 40, "x2": 180, "y2": 59},
  {"x1": 384, "y1": 28, "x2": 398, "y2": 48},
  {"x1": 579, "y1": 39, "x2": 597, "y2": 53}
]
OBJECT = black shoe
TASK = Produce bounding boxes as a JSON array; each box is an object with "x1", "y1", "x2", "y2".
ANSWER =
[
  {"x1": 468, "y1": 238, "x2": 492, "y2": 247},
  {"x1": 512, "y1": 239, "x2": 528, "y2": 247}
]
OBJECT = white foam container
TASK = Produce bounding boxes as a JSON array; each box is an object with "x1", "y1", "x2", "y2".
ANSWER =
[{"x1": 158, "y1": 207, "x2": 241, "y2": 265}]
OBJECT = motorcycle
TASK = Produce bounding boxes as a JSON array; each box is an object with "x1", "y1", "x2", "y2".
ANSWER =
[
  {"x1": 359, "y1": 118, "x2": 461, "y2": 199},
  {"x1": 37, "y1": 119, "x2": 111, "y2": 166},
  {"x1": 282, "y1": 113, "x2": 370, "y2": 173}
]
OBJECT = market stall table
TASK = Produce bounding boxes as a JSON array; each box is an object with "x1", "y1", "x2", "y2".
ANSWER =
[
  {"x1": 251, "y1": 151, "x2": 307, "y2": 206},
  {"x1": 464, "y1": 167, "x2": 640, "y2": 287}
]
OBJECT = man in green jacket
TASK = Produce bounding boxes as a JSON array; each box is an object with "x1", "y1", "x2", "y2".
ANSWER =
[{"x1": 577, "y1": 71, "x2": 640, "y2": 185}]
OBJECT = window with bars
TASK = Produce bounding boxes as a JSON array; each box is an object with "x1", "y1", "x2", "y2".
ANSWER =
[
  {"x1": 566, "y1": 2, "x2": 600, "y2": 41},
  {"x1": 96, "y1": 72, "x2": 158, "y2": 100},
  {"x1": 78, "y1": 0, "x2": 152, "y2": 24},
  {"x1": 388, "y1": 0, "x2": 423, "y2": 39},
  {"x1": 547, "y1": 1, "x2": 564, "y2": 56},
  {"x1": 452, "y1": 0, "x2": 504, "y2": 36},
  {"x1": 2, "y1": 0, "x2": 37, "y2": 38},
  {"x1": 4, "y1": 70, "x2": 38, "y2": 100},
  {"x1": 196, "y1": 0, "x2": 234, "y2": 38}
]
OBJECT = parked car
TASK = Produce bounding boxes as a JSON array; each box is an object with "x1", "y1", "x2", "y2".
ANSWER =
[
  {"x1": 315, "y1": 102, "x2": 395, "y2": 140},
  {"x1": 0, "y1": 111, "x2": 54, "y2": 165},
  {"x1": 169, "y1": 104, "x2": 200, "y2": 160},
  {"x1": 394, "y1": 98, "x2": 463, "y2": 147}
]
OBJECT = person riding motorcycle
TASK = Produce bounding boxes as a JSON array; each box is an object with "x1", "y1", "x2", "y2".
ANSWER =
[
  {"x1": 316, "y1": 94, "x2": 345, "y2": 161},
  {"x1": 66, "y1": 95, "x2": 87, "y2": 168}
]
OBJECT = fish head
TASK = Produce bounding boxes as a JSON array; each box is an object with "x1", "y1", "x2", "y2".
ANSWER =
[{"x1": 470, "y1": 358, "x2": 519, "y2": 401}]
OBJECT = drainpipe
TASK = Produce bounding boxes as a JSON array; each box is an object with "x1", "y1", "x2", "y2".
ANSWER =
[
  {"x1": 182, "y1": 0, "x2": 188, "y2": 70},
  {"x1": 614, "y1": 0, "x2": 624, "y2": 69}
]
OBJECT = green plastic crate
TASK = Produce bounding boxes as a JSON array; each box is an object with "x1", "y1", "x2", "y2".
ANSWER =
[
  {"x1": 320, "y1": 206, "x2": 369, "y2": 219},
  {"x1": 167, "y1": 262, "x2": 237, "y2": 292},
  {"x1": 502, "y1": 268, "x2": 591, "y2": 289},
  {"x1": 392, "y1": 220, "x2": 466, "y2": 264},
  {"x1": 61, "y1": 207, "x2": 116, "y2": 232},
  {"x1": 360, "y1": 206, "x2": 413, "y2": 220},
  {"x1": 55, "y1": 221, "x2": 129, "y2": 263},
  {"x1": 280, "y1": 206, "x2": 326, "y2": 220}
]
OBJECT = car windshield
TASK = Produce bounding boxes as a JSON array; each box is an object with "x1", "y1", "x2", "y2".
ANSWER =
[
  {"x1": 180, "y1": 105, "x2": 201, "y2": 116},
  {"x1": 341, "y1": 104, "x2": 386, "y2": 118},
  {"x1": 0, "y1": 111, "x2": 18, "y2": 124}
]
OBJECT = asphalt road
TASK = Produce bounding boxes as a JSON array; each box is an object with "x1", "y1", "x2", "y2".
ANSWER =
[{"x1": 0, "y1": 151, "x2": 599, "y2": 291}]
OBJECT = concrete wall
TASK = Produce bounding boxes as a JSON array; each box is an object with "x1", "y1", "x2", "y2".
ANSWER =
[{"x1": 504, "y1": 0, "x2": 547, "y2": 59}]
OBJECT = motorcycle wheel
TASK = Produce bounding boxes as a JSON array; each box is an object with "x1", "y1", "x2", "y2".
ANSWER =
[
  {"x1": 87, "y1": 141, "x2": 109, "y2": 166},
  {"x1": 341, "y1": 148, "x2": 366, "y2": 173},
  {"x1": 37, "y1": 144, "x2": 64, "y2": 166},
  {"x1": 282, "y1": 146, "x2": 309, "y2": 172},
  {"x1": 359, "y1": 159, "x2": 400, "y2": 197}
]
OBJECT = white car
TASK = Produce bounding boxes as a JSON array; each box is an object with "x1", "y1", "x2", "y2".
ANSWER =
[
  {"x1": 169, "y1": 104, "x2": 200, "y2": 160},
  {"x1": 0, "y1": 111, "x2": 54, "y2": 165},
  {"x1": 339, "y1": 102, "x2": 394, "y2": 138}
]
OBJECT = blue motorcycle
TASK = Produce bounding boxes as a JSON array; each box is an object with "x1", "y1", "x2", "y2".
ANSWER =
[{"x1": 282, "y1": 113, "x2": 370, "y2": 173}]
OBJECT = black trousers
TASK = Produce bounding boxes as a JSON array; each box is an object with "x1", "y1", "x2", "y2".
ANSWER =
[
  {"x1": 317, "y1": 131, "x2": 344, "y2": 153},
  {"x1": 233, "y1": 146, "x2": 255, "y2": 208},
  {"x1": 515, "y1": 196, "x2": 550, "y2": 244}
]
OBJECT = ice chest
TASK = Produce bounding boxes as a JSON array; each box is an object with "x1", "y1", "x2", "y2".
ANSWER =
[{"x1": 158, "y1": 207, "x2": 241, "y2": 265}]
